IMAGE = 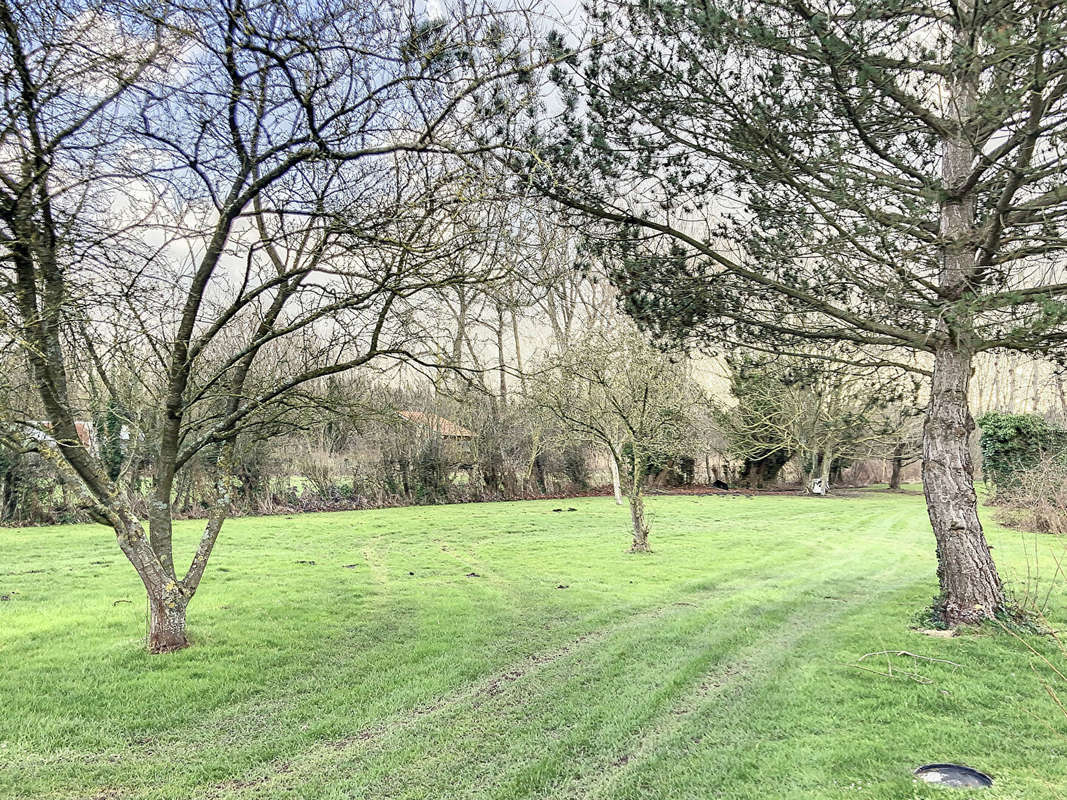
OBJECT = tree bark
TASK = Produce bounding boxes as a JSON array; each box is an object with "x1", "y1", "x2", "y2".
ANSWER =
[
  {"x1": 889, "y1": 441, "x2": 904, "y2": 491},
  {"x1": 923, "y1": 7, "x2": 1006, "y2": 625},
  {"x1": 609, "y1": 450, "x2": 623, "y2": 505},
  {"x1": 628, "y1": 491, "x2": 650, "y2": 552},
  {"x1": 511, "y1": 309, "x2": 526, "y2": 394},
  {"x1": 532, "y1": 453, "x2": 547, "y2": 494},
  {"x1": 495, "y1": 303, "x2": 508, "y2": 404},
  {"x1": 923, "y1": 344, "x2": 1005, "y2": 624},
  {"x1": 148, "y1": 588, "x2": 189, "y2": 653},
  {"x1": 740, "y1": 450, "x2": 790, "y2": 488},
  {"x1": 818, "y1": 445, "x2": 832, "y2": 494},
  {"x1": 628, "y1": 444, "x2": 650, "y2": 551}
]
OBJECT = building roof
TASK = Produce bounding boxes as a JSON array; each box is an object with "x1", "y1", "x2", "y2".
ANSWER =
[{"x1": 397, "y1": 410, "x2": 476, "y2": 439}]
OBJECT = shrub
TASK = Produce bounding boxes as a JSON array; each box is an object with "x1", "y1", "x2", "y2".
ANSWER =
[
  {"x1": 413, "y1": 441, "x2": 450, "y2": 500},
  {"x1": 561, "y1": 444, "x2": 591, "y2": 489},
  {"x1": 978, "y1": 411, "x2": 1067, "y2": 487},
  {"x1": 620, "y1": 441, "x2": 695, "y2": 487},
  {"x1": 992, "y1": 456, "x2": 1067, "y2": 535},
  {"x1": 298, "y1": 448, "x2": 343, "y2": 500}
]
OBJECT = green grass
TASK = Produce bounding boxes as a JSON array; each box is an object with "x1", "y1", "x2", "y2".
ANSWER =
[{"x1": 2, "y1": 490, "x2": 1067, "y2": 799}]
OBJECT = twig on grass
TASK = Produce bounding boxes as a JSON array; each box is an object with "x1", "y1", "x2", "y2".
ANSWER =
[
  {"x1": 993, "y1": 621, "x2": 1067, "y2": 683},
  {"x1": 847, "y1": 649, "x2": 962, "y2": 689},
  {"x1": 848, "y1": 663, "x2": 935, "y2": 685},
  {"x1": 858, "y1": 650, "x2": 963, "y2": 668},
  {"x1": 1033, "y1": 662, "x2": 1067, "y2": 721}
]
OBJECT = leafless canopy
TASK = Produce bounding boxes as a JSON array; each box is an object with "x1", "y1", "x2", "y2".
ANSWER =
[{"x1": 0, "y1": 0, "x2": 547, "y2": 650}]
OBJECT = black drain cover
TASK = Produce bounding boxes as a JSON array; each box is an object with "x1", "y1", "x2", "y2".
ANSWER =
[{"x1": 914, "y1": 763, "x2": 993, "y2": 788}]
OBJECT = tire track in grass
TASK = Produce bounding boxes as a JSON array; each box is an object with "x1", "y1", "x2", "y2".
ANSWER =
[
  {"x1": 470, "y1": 535, "x2": 917, "y2": 800},
  {"x1": 360, "y1": 541, "x2": 391, "y2": 595},
  {"x1": 74, "y1": 565, "x2": 884, "y2": 800},
  {"x1": 474, "y1": 599, "x2": 854, "y2": 800},
  {"x1": 553, "y1": 562, "x2": 916, "y2": 800},
  {"x1": 206, "y1": 598, "x2": 788, "y2": 800},
  {"x1": 459, "y1": 508, "x2": 922, "y2": 800},
  {"x1": 208, "y1": 529, "x2": 918, "y2": 799},
  {"x1": 201, "y1": 580, "x2": 825, "y2": 799},
  {"x1": 153, "y1": 590, "x2": 709, "y2": 800},
  {"x1": 87, "y1": 506, "x2": 919, "y2": 800},
  {"x1": 332, "y1": 515, "x2": 890, "y2": 750},
  {"x1": 94, "y1": 526, "x2": 825, "y2": 797},
  {"x1": 431, "y1": 536, "x2": 520, "y2": 603}
]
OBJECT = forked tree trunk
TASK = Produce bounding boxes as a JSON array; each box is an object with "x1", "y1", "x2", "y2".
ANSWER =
[
  {"x1": 117, "y1": 481, "x2": 228, "y2": 654},
  {"x1": 112, "y1": 514, "x2": 194, "y2": 653},
  {"x1": 148, "y1": 591, "x2": 189, "y2": 654},
  {"x1": 923, "y1": 345, "x2": 1005, "y2": 625}
]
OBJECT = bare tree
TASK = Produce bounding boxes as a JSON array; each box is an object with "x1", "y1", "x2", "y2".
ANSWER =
[
  {"x1": 0, "y1": 0, "x2": 543, "y2": 651},
  {"x1": 535, "y1": 325, "x2": 701, "y2": 551},
  {"x1": 879, "y1": 404, "x2": 925, "y2": 492},
  {"x1": 716, "y1": 354, "x2": 920, "y2": 492}
]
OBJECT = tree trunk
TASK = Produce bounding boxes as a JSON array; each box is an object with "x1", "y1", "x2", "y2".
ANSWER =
[
  {"x1": 804, "y1": 450, "x2": 818, "y2": 492},
  {"x1": 532, "y1": 453, "x2": 547, "y2": 494},
  {"x1": 628, "y1": 491, "x2": 650, "y2": 552},
  {"x1": 148, "y1": 589, "x2": 189, "y2": 653},
  {"x1": 495, "y1": 303, "x2": 508, "y2": 404},
  {"x1": 609, "y1": 450, "x2": 623, "y2": 505},
  {"x1": 528, "y1": 429, "x2": 547, "y2": 494},
  {"x1": 628, "y1": 444, "x2": 650, "y2": 551},
  {"x1": 740, "y1": 450, "x2": 790, "y2": 489},
  {"x1": 923, "y1": 345, "x2": 1005, "y2": 625},
  {"x1": 926, "y1": 11, "x2": 1006, "y2": 626},
  {"x1": 819, "y1": 446, "x2": 832, "y2": 493},
  {"x1": 107, "y1": 512, "x2": 193, "y2": 654},
  {"x1": 511, "y1": 310, "x2": 526, "y2": 394},
  {"x1": 889, "y1": 441, "x2": 904, "y2": 491}
]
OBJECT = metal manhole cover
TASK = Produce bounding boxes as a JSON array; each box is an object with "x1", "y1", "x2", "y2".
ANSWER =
[{"x1": 914, "y1": 763, "x2": 993, "y2": 788}]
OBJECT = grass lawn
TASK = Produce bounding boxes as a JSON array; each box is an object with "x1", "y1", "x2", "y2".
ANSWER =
[{"x1": 2, "y1": 489, "x2": 1067, "y2": 799}]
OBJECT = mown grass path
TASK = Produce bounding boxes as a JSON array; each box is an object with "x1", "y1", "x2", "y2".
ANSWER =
[{"x1": 2, "y1": 491, "x2": 1066, "y2": 799}]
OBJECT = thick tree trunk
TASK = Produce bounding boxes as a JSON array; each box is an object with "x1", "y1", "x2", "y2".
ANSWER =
[
  {"x1": 926, "y1": 10, "x2": 1005, "y2": 626},
  {"x1": 740, "y1": 450, "x2": 791, "y2": 489},
  {"x1": 819, "y1": 446, "x2": 832, "y2": 493},
  {"x1": 148, "y1": 590, "x2": 189, "y2": 653},
  {"x1": 923, "y1": 345, "x2": 1005, "y2": 625},
  {"x1": 108, "y1": 512, "x2": 192, "y2": 653},
  {"x1": 148, "y1": 496, "x2": 176, "y2": 579},
  {"x1": 889, "y1": 442, "x2": 904, "y2": 491}
]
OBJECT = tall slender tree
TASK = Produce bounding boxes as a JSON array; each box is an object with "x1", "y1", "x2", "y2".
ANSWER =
[{"x1": 531, "y1": 0, "x2": 1067, "y2": 624}]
